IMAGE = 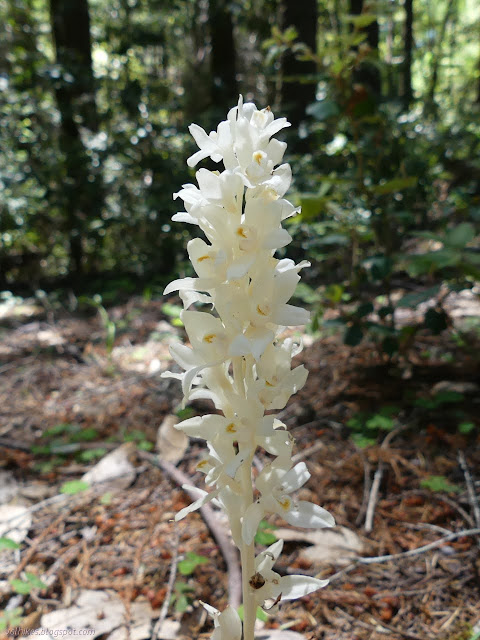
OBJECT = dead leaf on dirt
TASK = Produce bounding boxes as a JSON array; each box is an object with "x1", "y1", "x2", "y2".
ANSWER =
[
  {"x1": 105, "y1": 600, "x2": 156, "y2": 640},
  {"x1": 82, "y1": 443, "x2": 136, "y2": 491},
  {"x1": 153, "y1": 619, "x2": 181, "y2": 640},
  {"x1": 0, "y1": 504, "x2": 31, "y2": 574},
  {"x1": 0, "y1": 471, "x2": 19, "y2": 505},
  {"x1": 275, "y1": 526, "x2": 364, "y2": 566},
  {"x1": 38, "y1": 589, "x2": 154, "y2": 640},
  {"x1": 0, "y1": 504, "x2": 31, "y2": 544},
  {"x1": 257, "y1": 631, "x2": 309, "y2": 640},
  {"x1": 156, "y1": 414, "x2": 187, "y2": 463}
]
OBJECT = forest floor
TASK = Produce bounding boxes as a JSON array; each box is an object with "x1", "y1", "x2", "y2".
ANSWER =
[{"x1": 0, "y1": 294, "x2": 479, "y2": 640}]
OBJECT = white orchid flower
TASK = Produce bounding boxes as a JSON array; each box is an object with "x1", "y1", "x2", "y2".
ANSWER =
[
  {"x1": 163, "y1": 97, "x2": 334, "y2": 637},
  {"x1": 242, "y1": 460, "x2": 335, "y2": 545},
  {"x1": 201, "y1": 602, "x2": 243, "y2": 640},
  {"x1": 250, "y1": 540, "x2": 329, "y2": 609}
]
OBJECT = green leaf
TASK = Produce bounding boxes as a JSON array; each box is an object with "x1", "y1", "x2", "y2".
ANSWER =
[
  {"x1": 351, "y1": 434, "x2": 376, "y2": 448},
  {"x1": 424, "y1": 309, "x2": 448, "y2": 334},
  {"x1": 0, "y1": 537, "x2": 20, "y2": 550},
  {"x1": 10, "y1": 579, "x2": 32, "y2": 595},
  {"x1": 73, "y1": 427, "x2": 99, "y2": 442},
  {"x1": 0, "y1": 607, "x2": 23, "y2": 632},
  {"x1": 178, "y1": 552, "x2": 209, "y2": 576},
  {"x1": 100, "y1": 492, "x2": 113, "y2": 505},
  {"x1": 325, "y1": 284, "x2": 344, "y2": 304},
  {"x1": 306, "y1": 101, "x2": 340, "y2": 121},
  {"x1": 43, "y1": 422, "x2": 76, "y2": 437},
  {"x1": 420, "y1": 475, "x2": 461, "y2": 493},
  {"x1": 355, "y1": 302, "x2": 374, "y2": 318},
  {"x1": 458, "y1": 422, "x2": 475, "y2": 434},
  {"x1": 176, "y1": 407, "x2": 195, "y2": 421},
  {"x1": 397, "y1": 285, "x2": 441, "y2": 308},
  {"x1": 60, "y1": 480, "x2": 90, "y2": 495},
  {"x1": 25, "y1": 572, "x2": 47, "y2": 589},
  {"x1": 137, "y1": 440, "x2": 154, "y2": 451},
  {"x1": 237, "y1": 605, "x2": 269, "y2": 622},
  {"x1": 347, "y1": 13, "x2": 378, "y2": 28},
  {"x1": 371, "y1": 177, "x2": 417, "y2": 195},
  {"x1": 447, "y1": 223, "x2": 475, "y2": 248},
  {"x1": 382, "y1": 336, "x2": 399, "y2": 356},
  {"x1": 175, "y1": 594, "x2": 190, "y2": 613},
  {"x1": 162, "y1": 303, "x2": 183, "y2": 319},
  {"x1": 344, "y1": 324, "x2": 363, "y2": 346},
  {"x1": 366, "y1": 414, "x2": 394, "y2": 431},
  {"x1": 378, "y1": 305, "x2": 394, "y2": 319},
  {"x1": 77, "y1": 448, "x2": 107, "y2": 462},
  {"x1": 254, "y1": 520, "x2": 278, "y2": 545}
]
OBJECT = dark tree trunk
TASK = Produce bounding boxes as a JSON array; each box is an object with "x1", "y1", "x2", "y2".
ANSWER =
[
  {"x1": 349, "y1": 0, "x2": 381, "y2": 98},
  {"x1": 425, "y1": 0, "x2": 455, "y2": 115},
  {"x1": 403, "y1": 0, "x2": 413, "y2": 108},
  {"x1": 280, "y1": 0, "x2": 318, "y2": 130},
  {"x1": 477, "y1": 50, "x2": 480, "y2": 104},
  {"x1": 208, "y1": 0, "x2": 238, "y2": 112},
  {"x1": 49, "y1": 0, "x2": 100, "y2": 277}
]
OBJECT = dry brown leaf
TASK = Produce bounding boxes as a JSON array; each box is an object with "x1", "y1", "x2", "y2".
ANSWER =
[{"x1": 156, "y1": 414, "x2": 188, "y2": 463}]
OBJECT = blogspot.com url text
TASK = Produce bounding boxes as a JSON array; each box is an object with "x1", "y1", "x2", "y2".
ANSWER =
[{"x1": 7, "y1": 629, "x2": 96, "y2": 637}]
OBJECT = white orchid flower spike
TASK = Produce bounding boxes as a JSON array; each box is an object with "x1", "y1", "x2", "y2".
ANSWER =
[{"x1": 163, "y1": 97, "x2": 334, "y2": 640}]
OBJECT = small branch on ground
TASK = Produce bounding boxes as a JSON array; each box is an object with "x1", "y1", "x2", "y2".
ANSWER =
[
  {"x1": 458, "y1": 450, "x2": 480, "y2": 532},
  {"x1": 139, "y1": 450, "x2": 242, "y2": 609},
  {"x1": 152, "y1": 527, "x2": 180, "y2": 640}
]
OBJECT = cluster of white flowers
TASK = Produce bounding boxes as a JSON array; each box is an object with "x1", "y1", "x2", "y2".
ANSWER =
[{"x1": 163, "y1": 97, "x2": 334, "y2": 640}]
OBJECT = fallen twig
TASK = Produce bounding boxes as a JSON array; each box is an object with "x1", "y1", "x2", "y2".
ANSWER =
[
  {"x1": 364, "y1": 423, "x2": 410, "y2": 532},
  {"x1": 139, "y1": 451, "x2": 242, "y2": 609},
  {"x1": 458, "y1": 451, "x2": 480, "y2": 531},
  {"x1": 364, "y1": 461, "x2": 384, "y2": 533},
  {"x1": 152, "y1": 527, "x2": 180, "y2": 640},
  {"x1": 328, "y1": 527, "x2": 480, "y2": 583},
  {"x1": 334, "y1": 606, "x2": 427, "y2": 640}
]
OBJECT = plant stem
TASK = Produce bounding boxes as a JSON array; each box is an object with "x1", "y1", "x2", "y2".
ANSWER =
[
  {"x1": 240, "y1": 461, "x2": 256, "y2": 640},
  {"x1": 232, "y1": 355, "x2": 256, "y2": 639}
]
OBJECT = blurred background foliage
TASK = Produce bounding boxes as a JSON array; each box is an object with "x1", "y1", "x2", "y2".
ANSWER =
[{"x1": 0, "y1": 0, "x2": 479, "y2": 352}]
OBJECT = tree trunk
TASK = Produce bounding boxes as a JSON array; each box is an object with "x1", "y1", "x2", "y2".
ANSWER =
[
  {"x1": 425, "y1": 0, "x2": 455, "y2": 115},
  {"x1": 349, "y1": 0, "x2": 381, "y2": 98},
  {"x1": 208, "y1": 0, "x2": 238, "y2": 112},
  {"x1": 280, "y1": 0, "x2": 318, "y2": 130},
  {"x1": 403, "y1": 0, "x2": 413, "y2": 108},
  {"x1": 49, "y1": 0, "x2": 100, "y2": 277}
]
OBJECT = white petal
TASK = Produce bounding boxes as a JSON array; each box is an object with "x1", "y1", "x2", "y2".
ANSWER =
[
  {"x1": 172, "y1": 211, "x2": 198, "y2": 224},
  {"x1": 197, "y1": 168, "x2": 223, "y2": 200},
  {"x1": 281, "y1": 462, "x2": 311, "y2": 493},
  {"x1": 268, "y1": 164, "x2": 291, "y2": 197},
  {"x1": 256, "y1": 539, "x2": 284, "y2": 570},
  {"x1": 227, "y1": 255, "x2": 255, "y2": 280},
  {"x1": 262, "y1": 228, "x2": 292, "y2": 250},
  {"x1": 242, "y1": 501, "x2": 264, "y2": 545},
  {"x1": 279, "y1": 575, "x2": 329, "y2": 601},
  {"x1": 217, "y1": 605, "x2": 242, "y2": 640},
  {"x1": 179, "y1": 289, "x2": 213, "y2": 309},
  {"x1": 175, "y1": 414, "x2": 226, "y2": 440},
  {"x1": 164, "y1": 277, "x2": 215, "y2": 295},
  {"x1": 265, "y1": 138, "x2": 287, "y2": 166},
  {"x1": 175, "y1": 487, "x2": 219, "y2": 521},
  {"x1": 247, "y1": 327, "x2": 275, "y2": 360},
  {"x1": 283, "y1": 500, "x2": 335, "y2": 529},
  {"x1": 169, "y1": 343, "x2": 198, "y2": 370},
  {"x1": 272, "y1": 304, "x2": 310, "y2": 326},
  {"x1": 229, "y1": 334, "x2": 252, "y2": 356}
]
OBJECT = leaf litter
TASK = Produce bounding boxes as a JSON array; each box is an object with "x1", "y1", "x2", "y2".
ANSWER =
[{"x1": 0, "y1": 295, "x2": 479, "y2": 639}]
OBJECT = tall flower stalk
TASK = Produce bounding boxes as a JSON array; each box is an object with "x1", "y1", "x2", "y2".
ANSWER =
[{"x1": 163, "y1": 97, "x2": 335, "y2": 640}]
